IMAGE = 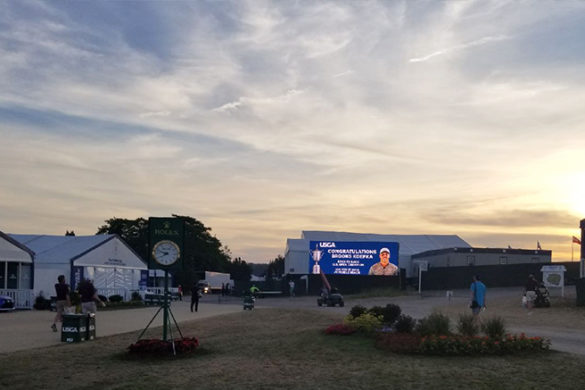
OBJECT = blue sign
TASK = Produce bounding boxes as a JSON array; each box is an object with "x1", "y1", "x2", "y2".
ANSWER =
[
  {"x1": 71, "y1": 266, "x2": 84, "y2": 290},
  {"x1": 139, "y1": 270, "x2": 148, "y2": 290},
  {"x1": 309, "y1": 241, "x2": 399, "y2": 276}
]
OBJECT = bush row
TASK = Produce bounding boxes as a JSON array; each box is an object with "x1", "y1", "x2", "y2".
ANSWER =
[
  {"x1": 327, "y1": 303, "x2": 550, "y2": 356},
  {"x1": 377, "y1": 333, "x2": 550, "y2": 355}
]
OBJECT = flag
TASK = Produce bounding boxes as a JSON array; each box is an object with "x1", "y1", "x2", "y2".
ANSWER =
[
  {"x1": 573, "y1": 236, "x2": 582, "y2": 245},
  {"x1": 537, "y1": 241, "x2": 542, "y2": 250}
]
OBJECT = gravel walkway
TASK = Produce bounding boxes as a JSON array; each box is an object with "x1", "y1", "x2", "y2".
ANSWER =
[{"x1": 2, "y1": 287, "x2": 584, "y2": 356}]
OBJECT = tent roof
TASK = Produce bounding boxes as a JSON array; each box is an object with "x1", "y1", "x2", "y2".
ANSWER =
[
  {"x1": 10, "y1": 234, "x2": 121, "y2": 264},
  {"x1": 286, "y1": 238, "x2": 309, "y2": 252},
  {"x1": 0, "y1": 230, "x2": 35, "y2": 262},
  {"x1": 299, "y1": 231, "x2": 471, "y2": 255}
]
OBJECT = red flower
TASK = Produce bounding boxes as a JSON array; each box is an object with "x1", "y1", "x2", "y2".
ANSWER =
[{"x1": 128, "y1": 337, "x2": 199, "y2": 356}]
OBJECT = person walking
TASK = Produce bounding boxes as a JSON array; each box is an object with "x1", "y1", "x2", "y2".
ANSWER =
[
  {"x1": 177, "y1": 284, "x2": 183, "y2": 301},
  {"x1": 51, "y1": 275, "x2": 71, "y2": 332},
  {"x1": 78, "y1": 279, "x2": 105, "y2": 314},
  {"x1": 523, "y1": 274, "x2": 538, "y2": 309},
  {"x1": 470, "y1": 275, "x2": 486, "y2": 319},
  {"x1": 190, "y1": 283, "x2": 200, "y2": 312},
  {"x1": 289, "y1": 280, "x2": 295, "y2": 297}
]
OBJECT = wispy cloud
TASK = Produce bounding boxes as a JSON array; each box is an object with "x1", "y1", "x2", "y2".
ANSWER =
[
  {"x1": 409, "y1": 35, "x2": 510, "y2": 63},
  {"x1": 1, "y1": 1, "x2": 585, "y2": 261}
]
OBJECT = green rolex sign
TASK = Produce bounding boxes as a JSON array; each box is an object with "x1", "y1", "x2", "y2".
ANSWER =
[{"x1": 148, "y1": 217, "x2": 185, "y2": 270}]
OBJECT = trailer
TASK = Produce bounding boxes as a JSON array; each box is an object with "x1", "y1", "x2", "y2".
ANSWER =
[{"x1": 204, "y1": 271, "x2": 233, "y2": 294}]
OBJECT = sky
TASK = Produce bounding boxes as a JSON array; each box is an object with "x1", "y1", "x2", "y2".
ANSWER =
[{"x1": 1, "y1": 0, "x2": 584, "y2": 263}]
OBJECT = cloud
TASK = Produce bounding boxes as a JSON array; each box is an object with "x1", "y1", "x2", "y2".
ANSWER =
[
  {"x1": 409, "y1": 35, "x2": 510, "y2": 63},
  {"x1": 425, "y1": 208, "x2": 579, "y2": 229},
  {"x1": 1, "y1": 1, "x2": 585, "y2": 261}
]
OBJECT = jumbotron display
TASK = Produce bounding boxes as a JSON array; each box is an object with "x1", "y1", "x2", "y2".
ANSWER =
[{"x1": 309, "y1": 241, "x2": 399, "y2": 276}]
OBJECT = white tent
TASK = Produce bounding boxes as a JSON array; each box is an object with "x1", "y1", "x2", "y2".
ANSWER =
[
  {"x1": 0, "y1": 231, "x2": 35, "y2": 308},
  {"x1": 10, "y1": 234, "x2": 148, "y2": 300},
  {"x1": 285, "y1": 230, "x2": 471, "y2": 277}
]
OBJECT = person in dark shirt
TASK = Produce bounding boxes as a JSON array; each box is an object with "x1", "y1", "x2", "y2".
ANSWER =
[
  {"x1": 52, "y1": 275, "x2": 70, "y2": 332},
  {"x1": 190, "y1": 283, "x2": 200, "y2": 312},
  {"x1": 524, "y1": 274, "x2": 539, "y2": 309},
  {"x1": 78, "y1": 279, "x2": 105, "y2": 314}
]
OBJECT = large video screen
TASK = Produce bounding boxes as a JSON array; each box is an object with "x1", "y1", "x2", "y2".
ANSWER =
[{"x1": 309, "y1": 241, "x2": 399, "y2": 275}]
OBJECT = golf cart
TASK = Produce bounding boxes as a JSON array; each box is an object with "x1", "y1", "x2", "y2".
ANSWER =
[{"x1": 317, "y1": 287, "x2": 344, "y2": 307}]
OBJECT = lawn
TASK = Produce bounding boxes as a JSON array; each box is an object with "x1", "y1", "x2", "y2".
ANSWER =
[{"x1": 1, "y1": 308, "x2": 584, "y2": 390}]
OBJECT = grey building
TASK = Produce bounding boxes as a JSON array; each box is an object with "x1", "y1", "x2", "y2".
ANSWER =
[
  {"x1": 285, "y1": 230, "x2": 472, "y2": 278},
  {"x1": 412, "y1": 247, "x2": 551, "y2": 269}
]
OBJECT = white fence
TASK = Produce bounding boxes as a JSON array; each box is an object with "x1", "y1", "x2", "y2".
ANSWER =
[
  {"x1": 0, "y1": 289, "x2": 34, "y2": 309},
  {"x1": 146, "y1": 287, "x2": 178, "y2": 295},
  {"x1": 96, "y1": 288, "x2": 178, "y2": 301}
]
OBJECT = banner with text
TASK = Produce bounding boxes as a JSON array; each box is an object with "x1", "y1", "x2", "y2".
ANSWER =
[{"x1": 309, "y1": 241, "x2": 400, "y2": 276}]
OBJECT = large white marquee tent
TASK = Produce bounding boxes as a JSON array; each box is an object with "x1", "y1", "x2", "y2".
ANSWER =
[{"x1": 10, "y1": 234, "x2": 148, "y2": 302}]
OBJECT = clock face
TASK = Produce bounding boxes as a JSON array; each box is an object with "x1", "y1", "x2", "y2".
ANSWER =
[{"x1": 152, "y1": 240, "x2": 180, "y2": 266}]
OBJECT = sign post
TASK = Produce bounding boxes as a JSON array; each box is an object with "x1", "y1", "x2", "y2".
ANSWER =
[
  {"x1": 414, "y1": 261, "x2": 428, "y2": 296},
  {"x1": 138, "y1": 217, "x2": 185, "y2": 343},
  {"x1": 541, "y1": 265, "x2": 567, "y2": 297}
]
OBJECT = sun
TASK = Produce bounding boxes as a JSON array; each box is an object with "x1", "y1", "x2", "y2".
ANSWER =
[{"x1": 565, "y1": 172, "x2": 585, "y2": 218}]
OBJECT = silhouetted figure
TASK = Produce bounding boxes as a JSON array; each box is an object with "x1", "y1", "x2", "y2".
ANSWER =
[{"x1": 190, "y1": 283, "x2": 200, "y2": 312}]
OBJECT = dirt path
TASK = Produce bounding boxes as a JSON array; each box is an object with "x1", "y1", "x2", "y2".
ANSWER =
[{"x1": 0, "y1": 299, "x2": 242, "y2": 354}]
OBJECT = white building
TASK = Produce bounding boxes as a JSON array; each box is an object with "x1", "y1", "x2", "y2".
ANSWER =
[
  {"x1": 285, "y1": 230, "x2": 471, "y2": 278},
  {"x1": 9, "y1": 233, "x2": 148, "y2": 306}
]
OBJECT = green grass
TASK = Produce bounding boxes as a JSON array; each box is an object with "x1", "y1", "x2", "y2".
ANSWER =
[{"x1": 1, "y1": 308, "x2": 584, "y2": 389}]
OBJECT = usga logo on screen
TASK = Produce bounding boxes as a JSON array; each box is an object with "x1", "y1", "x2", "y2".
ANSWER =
[{"x1": 319, "y1": 242, "x2": 336, "y2": 248}]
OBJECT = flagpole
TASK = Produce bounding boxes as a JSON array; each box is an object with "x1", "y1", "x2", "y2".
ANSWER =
[{"x1": 572, "y1": 241, "x2": 574, "y2": 262}]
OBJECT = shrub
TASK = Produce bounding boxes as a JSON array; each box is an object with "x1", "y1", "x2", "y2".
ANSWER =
[
  {"x1": 457, "y1": 313, "x2": 479, "y2": 337},
  {"x1": 382, "y1": 303, "x2": 402, "y2": 325},
  {"x1": 343, "y1": 313, "x2": 383, "y2": 334},
  {"x1": 349, "y1": 305, "x2": 368, "y2": 319},
  {"x1": 109, "y1": 294, "x2": 124, "y2": 303},
  {"x1": 376, "y1": 333, "x2": 421, "y2": 354},
  {"x1": 415, "y1": 312, "x2": 451, "y2": 336},
  {"x1": 368, "y1": 306, "x2": 385, "y2": 318},
  {"x1": 418, "y1": 334, "x2": 550, "y2": 356},
  {"x1": 368, "y1": 304, "x2": 402, "y2": 325},
  {"x1": 131, "y1": 291, "x2": 142, "y2": 301},
  {"x1": 325, "y1": 324, "x2": 356, "y2": 335},
  {"x1": 33, "y1": 295, "x2": 51, "y2": 310},
  {"x1": 482, "y1": 316, "x2": 506, "y2": 340},
  {"x1": 394, "y1": 314, "x2": 416, "y2": 333}
]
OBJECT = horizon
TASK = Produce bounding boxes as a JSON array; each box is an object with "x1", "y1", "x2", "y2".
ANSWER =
[{"x1": 1, "y1": 1, "x2": 584, "y2": 263}]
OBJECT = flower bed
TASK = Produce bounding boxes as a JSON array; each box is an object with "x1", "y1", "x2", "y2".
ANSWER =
[
  {"x1": 419, "y1": 334, "x2": 550, "y2": 356},
  {"x1": 376, "y1": 333, "x2": 550, "y2": 355},
  {"x1": 128, "y1": 337, "x2": 199, "y2": 356},
  {"x1": 376, "y1": 333, "x2": 421, "y2": 354},
  {"x1": 325, "y1": 324, "x2": 356, "y2": 335}
]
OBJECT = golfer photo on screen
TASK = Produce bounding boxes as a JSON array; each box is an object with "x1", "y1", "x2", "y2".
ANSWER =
[{"x1": 368, "y1": 247, "x2": 398, "y2": 276}]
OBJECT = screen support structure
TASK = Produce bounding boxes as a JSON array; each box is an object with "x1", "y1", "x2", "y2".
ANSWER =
[{"x1": 137, "y1": 270, "x2": 183, "y2": 348}]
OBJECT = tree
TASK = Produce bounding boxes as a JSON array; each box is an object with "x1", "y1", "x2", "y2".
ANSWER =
[
  {"x1": 96, "y1": 215, "x2": 232, "y2": 287},
  {"x1": 65, "y1": 230, "x2": 76, "y2": 236},
  {"x1": 266, "y1": 255, "x2": 285, "y2": 279},
  {"x1": 97, "y1": 217, "x2": 149, "y2": 259},
  {"x1": 227, "y1": 257, "x2": 252, "y2": 281}
]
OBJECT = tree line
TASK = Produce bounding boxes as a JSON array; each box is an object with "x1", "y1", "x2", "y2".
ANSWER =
[{"x1": 96, "y1": 215, "x2": 255, "y2": 288}]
